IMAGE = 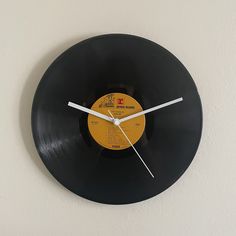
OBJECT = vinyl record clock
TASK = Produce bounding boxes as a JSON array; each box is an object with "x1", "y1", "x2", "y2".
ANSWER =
[{"x1": 31, "y1": 34, "x2": 202, "y2": 204}]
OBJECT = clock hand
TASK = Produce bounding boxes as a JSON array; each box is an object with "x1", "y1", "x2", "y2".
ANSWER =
[
  {"x1": 119, "y1": 97, "x2": 183, "y2": 124},
  {"x1": 68, "y1": 101, "x2": 113, "y2": 123},
  {"x1": 108, "y1": 110, "x2": 154, "y2": 178}
]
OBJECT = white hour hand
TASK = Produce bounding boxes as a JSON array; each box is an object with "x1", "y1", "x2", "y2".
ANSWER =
[{"x1": 68, "y1": 101, "x2": 113, "y2": 122}]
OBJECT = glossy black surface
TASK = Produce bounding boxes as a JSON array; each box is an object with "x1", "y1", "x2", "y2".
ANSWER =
[{"x1": 31, "y1": 34, "x2": 202, "y2": 204}]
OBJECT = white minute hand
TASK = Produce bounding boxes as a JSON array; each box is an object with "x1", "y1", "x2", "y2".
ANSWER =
[
  {"x1": 119, "y1": 97, "x2": 183, "y2": 124},
  {"x1": 68, "y1": 101, "x2": 113, "y2": 122}
]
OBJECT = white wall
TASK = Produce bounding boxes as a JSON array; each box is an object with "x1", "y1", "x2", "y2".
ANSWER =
[{"x1": 0, "y1": 0, "x2": 235, "y2": 235}]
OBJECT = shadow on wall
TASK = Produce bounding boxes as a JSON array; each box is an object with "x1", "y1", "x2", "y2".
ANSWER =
[{"x1": 18, "y1": 34, "x2": 94, "y2": 188}]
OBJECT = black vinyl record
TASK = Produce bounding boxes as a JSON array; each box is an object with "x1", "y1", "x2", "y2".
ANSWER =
[{"x1": 31, "y1": 34, "x2": 202, "y2": 204}]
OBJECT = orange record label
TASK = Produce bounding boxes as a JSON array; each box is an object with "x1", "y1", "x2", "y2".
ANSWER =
[{"x1": 88, "y1": 93, "x2": 146, "y2": 150}]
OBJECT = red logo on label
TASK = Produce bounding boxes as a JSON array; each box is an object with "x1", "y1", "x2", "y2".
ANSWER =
[{"x1": 117, "y1": 98, "x2": 124, "y2": 104}]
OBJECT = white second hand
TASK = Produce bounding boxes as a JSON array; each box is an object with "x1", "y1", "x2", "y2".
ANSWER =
[{"x1": 108, "y1": 110, "x2": 154, "y2": 178}]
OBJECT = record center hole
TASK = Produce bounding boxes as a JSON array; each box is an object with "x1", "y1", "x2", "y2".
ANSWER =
[{"x1": 113, "y1": 118, "x2": 120, "y2": 126}]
